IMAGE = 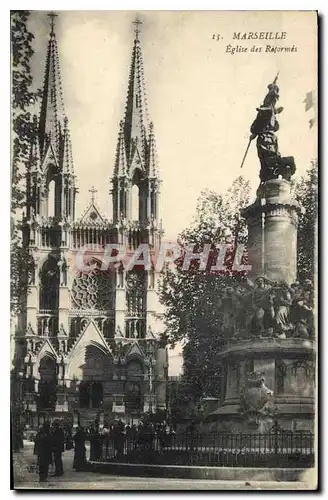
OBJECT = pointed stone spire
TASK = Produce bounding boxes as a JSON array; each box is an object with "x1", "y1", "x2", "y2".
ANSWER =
[
  {"x1": 111, "y1": 17, "x2": 161, "y2": 224},
  {"x1": 123, "y1": 16, "x2": 149, "y2": 168},
  {"x1": 38, "y1": 12, "x2": 66, "y2": 160},
  {"x1": 27, "y1": 12, "x2": 77, "y2": 222}
]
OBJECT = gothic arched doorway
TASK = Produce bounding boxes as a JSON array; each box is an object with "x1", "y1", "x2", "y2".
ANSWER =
[
  {"x1": 79, "y1": 381, "x2": 103, "y2": 409},
  {"x1": 79, "y1": 381, "x2": 89, "y2": 409},
  {"x1": 125, "y1": 382, "x2": 142, "y2": 413},
  {"x1": 39, "y1": 257, "x2": 60, "y2": 311},
  {"x1": 125, "y1": 360, "x2": 144, "y2": 413},
  {"x1": 38, "y1": 355, "x2": 57, "y2": 410}
]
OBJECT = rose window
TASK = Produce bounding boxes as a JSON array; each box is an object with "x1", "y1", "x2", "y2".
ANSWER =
[{"x1": 71, "y1": 270, "x2": 114, "y2": 310}]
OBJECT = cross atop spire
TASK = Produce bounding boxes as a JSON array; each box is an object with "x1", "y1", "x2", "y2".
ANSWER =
[
  {"x1": 89, "y1": 186, "x2": 98, "y2": 204},
  {"x1": 111, "y1": 19, "x2": 161, "y2": 224},
  {"x1": 116, "y1": 16, "x2": 149, "y2": 170},
  {"x1": 47, "y1": 11, "x2": 58, "y2": 36},
  {"x1": 132, "y1": 16, "x2": 142, "y2": 40}
]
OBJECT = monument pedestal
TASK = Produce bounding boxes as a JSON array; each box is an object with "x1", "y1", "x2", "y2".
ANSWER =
[
  {"x1": 205, "y1": 338, "x2": 315, "y2": 432},
  {"x1": 206, "y1": 179, "x2": 315, "y2": 433},
  {"x1": 241, "y1": 179, "x2": 302, "y2": 284}
]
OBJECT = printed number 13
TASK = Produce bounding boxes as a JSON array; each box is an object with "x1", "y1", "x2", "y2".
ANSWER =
[{"x1": 212, "y1": 34, "x2": 221, "y2": 40}]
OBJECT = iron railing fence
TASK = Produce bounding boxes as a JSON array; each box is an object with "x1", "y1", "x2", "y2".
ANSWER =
[{"x1": 87, "y1": 430, "x2": 315, "y2": 468}]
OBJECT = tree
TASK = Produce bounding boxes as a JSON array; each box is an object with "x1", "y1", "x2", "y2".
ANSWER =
[
  {"x1": 160, "y1": 176, "x2": 251, "y2": 404},
  {"x1": 11, "y1": 11, "x2": 38, "y2": 315},
  {"x1": 293, "y1": 160, "x2": 318, "y2": 283}
]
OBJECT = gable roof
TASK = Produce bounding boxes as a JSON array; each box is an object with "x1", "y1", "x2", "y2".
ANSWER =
[
  {"x1": 67, "y1": 319, "x2": 112, "y2": 359},
  {"x1": 35, "y1": 338, "x2": 59, "y2": 362},
  {"x1": 76, "y1": 202, "x2": 109, "y2": 227},
  {"x1": 125, "y1": 341, "x2": 145, "y2": 360}
]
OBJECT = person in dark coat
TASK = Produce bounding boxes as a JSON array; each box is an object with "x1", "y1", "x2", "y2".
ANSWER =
[
  {"x1": 51, "y1": 421, "x2": 65, "y2": 476},
  {"x1": 34, "y1": 423, "x2": 52, "y2": 482},
  {"x1": 12, "y1": 424, "x2": 24, "y2": 452},
  {"x1": 92, "y1": 421, "x2": 102, "y2": 461},
  {"x1": 125, "y1": 424, "x2": 132, "y2": 453},
  {"x1": 113, "y1": 420, "x2": 125, "y2": 458},
  {"x1": 73, "y1": 426, "x2": 87, "y2": 471},
  {"x1": 130, "y1": 424, "x2": 138, "y2": 449},
  {"x1": 88, "y1": 425, "x2": 96, "y2": 460},
  {"x1": 65, "y1": 426, "x2": 74, "y2": 451}
]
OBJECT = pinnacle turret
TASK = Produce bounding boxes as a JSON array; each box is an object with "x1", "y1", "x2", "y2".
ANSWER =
[
  {"x1": 111, "y1": 17, "x2": 161, "y2": 226},
  {"x1": 26, "y1": 13, "x2": 76, "y2": 222},
  {"x1": 114, "y1": 120, "x2": 127, "y2": 177},
  {"x1": 123, "y1": 23, "x2": 149, "y2": 168},
  {"x1": 148, "y1": 122, "x2": 159, "y2": 178},
  {"x1": 62, "y1": 116, "x2": 74, "y2": 174}
]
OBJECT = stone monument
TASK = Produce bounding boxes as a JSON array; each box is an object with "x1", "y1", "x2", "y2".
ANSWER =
[{"x1": 206, "y1": 78, "x2": 315, "y2": 432}]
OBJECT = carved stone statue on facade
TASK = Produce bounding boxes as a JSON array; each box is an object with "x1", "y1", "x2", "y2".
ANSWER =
[
  {"x1": 114, "y1": 341, "x2": 125, "y2": 362},
  {"x1": 26, "y1": 322, "x2": 35, "y2": 336},
  {"x1": 250, "y1": 77, "x2": 296, "y2": 183},
  {"x1": 58, "y1": 251, "x2": 68, "y2": 286},
  {"x1": 30, "y1": 206, "x2": 36, "y2": 221}
]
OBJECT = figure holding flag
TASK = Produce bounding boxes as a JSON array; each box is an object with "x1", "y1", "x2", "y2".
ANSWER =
[{"x1": 241, "y1": 74, "x2": 296, "y2": 183}]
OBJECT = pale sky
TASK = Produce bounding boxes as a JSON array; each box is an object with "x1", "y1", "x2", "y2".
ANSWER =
[{"x1": 28, "y1": 11, "x2": 318, "y2": 242}]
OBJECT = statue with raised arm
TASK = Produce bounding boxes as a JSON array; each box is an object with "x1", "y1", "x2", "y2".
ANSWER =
[{"x1": 249, "y1": 75, "x2": 296, "y2": 183}]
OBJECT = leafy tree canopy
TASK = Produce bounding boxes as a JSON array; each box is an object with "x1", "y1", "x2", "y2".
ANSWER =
[
  {"x1": 160, "y1": 177, "x2": 251, "y2": 403},
  {"x1": 293, "y1": 160, "x2": 318, "y2": 283},
  {"x1": 11, "y1": 11, "x2": 39, "y2": 315}
]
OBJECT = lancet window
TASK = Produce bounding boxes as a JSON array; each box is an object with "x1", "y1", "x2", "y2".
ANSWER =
[
  {"x1": 126, "y1": 270, "x2": 146, "y2": 316},
  {"x1": 39, "y1": 256, "x2": 60, "y2": 311}
]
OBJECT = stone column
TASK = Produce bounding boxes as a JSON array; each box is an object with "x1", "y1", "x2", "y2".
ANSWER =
[
  {"x1": 115, "y1": 269, "x2": 125, "y2": 338},
  {"x1": 58, "y1": 286, "x2": 69, "y2": 334},
  {"x1": 242, "y1": 179, "x2": 302, "y2": 285}
]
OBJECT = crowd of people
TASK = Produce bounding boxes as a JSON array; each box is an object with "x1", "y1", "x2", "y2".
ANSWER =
[
  {"x1": 87, "y1": 420, "x2": 172, "y2": 460},
  {"x1": 33, "y1": 421, "x2": 66, "y2": 482},
  {"x1": 22, "y1": 418, "x2": 175, "y2": 482},
  {"x1": 33, "y1": 420, "x2": 90, "y2": 482}
]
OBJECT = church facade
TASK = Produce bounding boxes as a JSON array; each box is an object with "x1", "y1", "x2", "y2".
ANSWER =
[{"x1": 13, "y1": 15, "x2": 168, "y2": 429}]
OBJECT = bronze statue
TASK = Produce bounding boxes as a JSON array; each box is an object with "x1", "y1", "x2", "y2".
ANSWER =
[
  {"x1": 249, "y1": 76, "x2": 296, "y2": 183},
  {"x1": 220, "y1": 278, "x2": 314, "y2": 341},
  {"x1": 291, "y1": 279, "x2": 314, "y2": 338},
  {"x1": 272, "y1": 281, "x2": 293, "y2": 336},
  {"x1": 248, "y1": 276, "x2": 275, "y2": 336}
]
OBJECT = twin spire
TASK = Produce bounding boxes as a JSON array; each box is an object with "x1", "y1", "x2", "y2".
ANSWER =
[
  {"x1": 37, "y1": 12, "x2": 74, "y2": 175},
  {"x1": 37, "y1": 13, "x2": 159, "y2": 184},
  {"x1": 114, "y1": 17, "x2": 160, "y2": 180}
]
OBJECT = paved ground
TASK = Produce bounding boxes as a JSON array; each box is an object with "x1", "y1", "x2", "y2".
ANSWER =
[{"x1": 12, "y1": 442, "x2": 314, "y2": 491}]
